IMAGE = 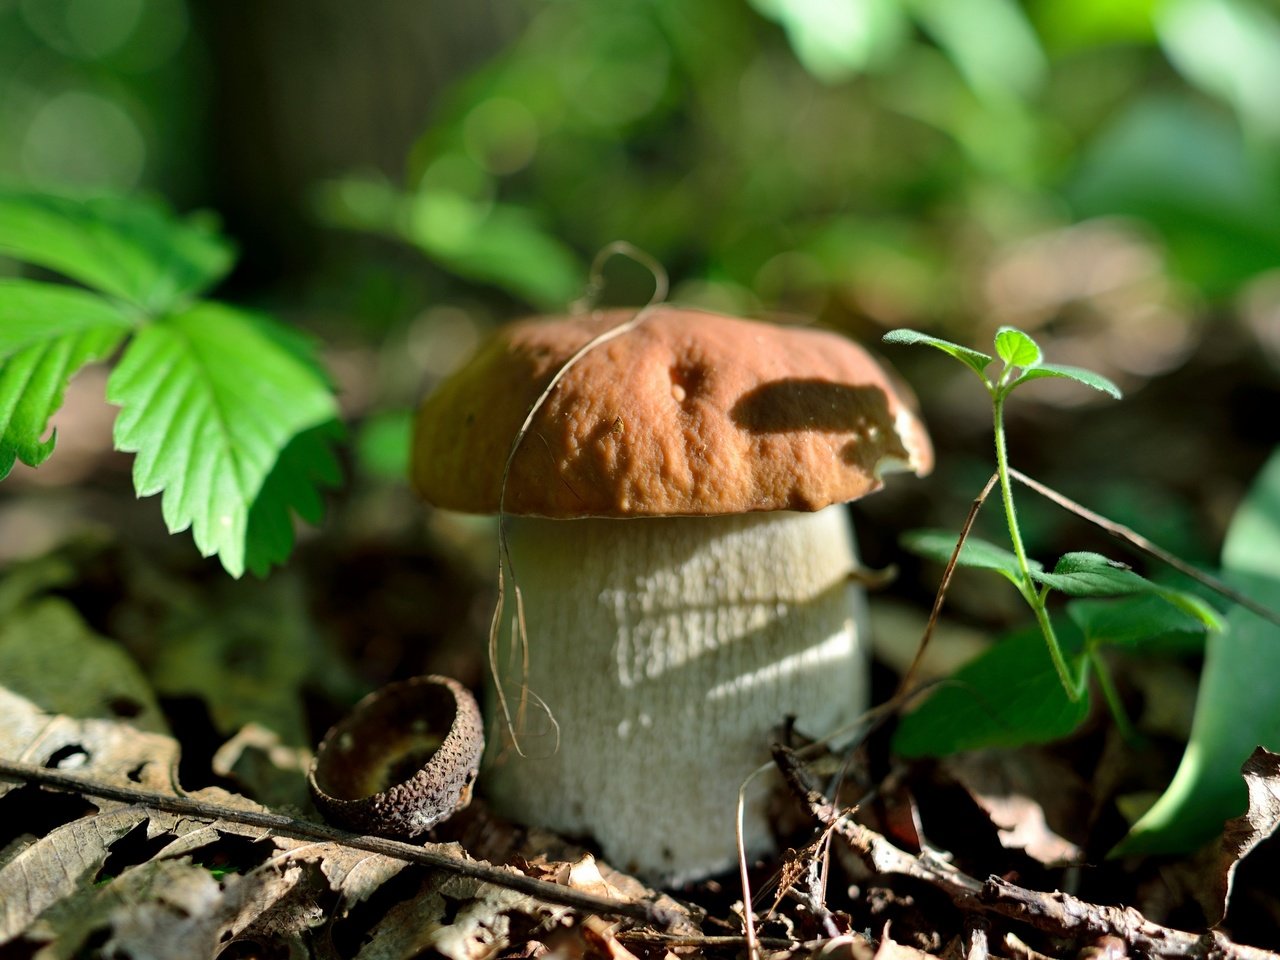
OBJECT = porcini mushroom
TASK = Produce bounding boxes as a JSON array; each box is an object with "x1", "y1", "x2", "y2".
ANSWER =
[{"x1": 411, "y1": 306, "x2": 931, "y2": 884}]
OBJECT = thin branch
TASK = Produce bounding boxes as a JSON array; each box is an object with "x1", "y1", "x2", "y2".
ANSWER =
[
  {"x1": 0, "y1": 758, "x2": 682, "y2": 930},
  {"x1": 894, "y1": 471, "x2": 999, "y2": 699},
  {"x1": 771, "y1": 746, "x2": 1280, "y2": 960},
  {"x1": 1009, "y1": 467, "x2": 1280, "y2": 628}
]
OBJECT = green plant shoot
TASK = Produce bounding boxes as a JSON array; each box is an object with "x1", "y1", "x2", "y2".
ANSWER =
[{"x1": 884, "y1": 327, "x2": 1221, "y2": 718}]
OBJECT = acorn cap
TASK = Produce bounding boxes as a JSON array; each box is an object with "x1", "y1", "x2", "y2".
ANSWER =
[
  {"x1": 411, "y1": 307, "x2": 933, "y2": 518},
  {"x1": 308, "y1": 675, "x2": 484, "y2": 838}
]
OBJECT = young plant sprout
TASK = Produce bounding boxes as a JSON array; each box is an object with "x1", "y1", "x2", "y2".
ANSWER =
[{"x1": 883, "y1": 326, "x2": 1224, "y2": 722}]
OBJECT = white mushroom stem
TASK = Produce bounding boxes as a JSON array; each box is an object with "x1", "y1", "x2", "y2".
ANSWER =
[{"x1": 483, "y1": 504, "x2": 866, "y2": 885}]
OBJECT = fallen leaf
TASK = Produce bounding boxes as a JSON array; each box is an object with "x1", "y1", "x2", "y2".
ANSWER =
[
  {"x1": 1215, "y1": 747, "x2": 1280, "y2": 923},
  {"x1": 0, "y1": 597, "x2": 171, "y2": 793},
  {"x1": 941, "y1": 751, "x2": 1086, "y2": 865},
  {"x1": 356, "y1": 869, "x2": 573, "y2": 960}
]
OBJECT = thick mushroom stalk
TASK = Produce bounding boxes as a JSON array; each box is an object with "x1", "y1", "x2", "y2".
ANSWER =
[{"x1": 487, "y1": 505, "x2": 863, "y2": 884}]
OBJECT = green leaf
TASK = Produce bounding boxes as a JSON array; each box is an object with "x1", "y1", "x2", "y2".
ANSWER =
[
  {"x1": 901, "y1": 528, "x2": 1036, "y2": 587},
  {"x1": 244, "y1": 420, "x2": 343, "y2": 578},
  {"x1": 1032, "y1": 552, "x2": 1150, "y2": 595},
  {"x1": 994, "y1": 326, "x2": 1042, "y2": 368},
  {"x1": 1032, "y1": 552, "x2": 1224, "y2": 630},
  {"x1": 1157, "y1": 0, "x2": 1280, "y2": 141},
  {"x1": 747, "y1": 0, "x2": 909, "y2": 81},
  {"x1": 1067, "y1": 594, "x2": 1210, "y2": 653},
  {"x1": 0, "y1": 190, "x2": 233, "y2": 314},
  {"x1": 1012, "y1": 362, "x2": 1123, "y2": 399},
  {"x1": 1120, "y1": 449, "x2": 1280, "y2": 854},
  {"x1": 355, "y1": 409, "x2": 413, "y2": 481},
  {"x1": 893, "y1": 620, "x2": 1090, "y2": 756},
  {"x1": 907, "y1": 0, "x2": 1047, "y2": 103},
  {"x1": 882, "y1": 329, "x2": 994, "y2": 381},
  {"x1": 406, "y1": 192, "x2": 582, "y2": 310},
  {"x1": 106, "y1": 303, "x2": 338, "y2": 577},
  {"x1": 0, "y1": 281, "x2": 134, "y2": 478}
]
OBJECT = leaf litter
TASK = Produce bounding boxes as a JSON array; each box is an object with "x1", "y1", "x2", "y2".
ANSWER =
[{"x1": 3, "y1": 540, "x2": 1280, "y2": 959}]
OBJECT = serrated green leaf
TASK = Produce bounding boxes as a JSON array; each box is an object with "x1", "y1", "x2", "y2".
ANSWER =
[
  {"x1": 1120, "y1": 449, "x2": 1280, "y2": 855},
  {"x1": 1033, "y1": 552, "x2": 1224, "y2": 630},
  {"x1": 893, "y1": 620, "x2": 1090, "y2": 756},
  {"x1": 0, "y1": 279, "x2": 139, "y2": 355},
  {"x1": 994, "y1": 326, "x2": 1042, "y2": 368},
  {"x1": 1033, "y1": 552, "x2": 1149, "y2": 594},
  {"x1": 882, "y1": 329, "x2": 994, "y2": 381},
  {"x1": 1013, "y1": 362, "x2": 1123, "y2": 398},
  {"x1": 901, "y1": 528, "x2": 1036, "y2": 586},
  {"x1": 244, "y1": 420, "x2": 343, "y2": 578},
  {"x1": 0, "y1": 190, "x2": 233, "y2": 314},
  {"x1": 1066, "y1": 594, "x2": 1210, "y2": 652},
  {"x1": 0, "y1": 281, "x2": 134, "y2": 479},
  {"x1": 106, "y1": 303, "x2": 338, "y2": 577}
]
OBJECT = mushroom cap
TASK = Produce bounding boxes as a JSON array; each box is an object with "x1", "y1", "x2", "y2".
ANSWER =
[{"x1": 411, "y1": 306, "x2": 932, "y2": 518}]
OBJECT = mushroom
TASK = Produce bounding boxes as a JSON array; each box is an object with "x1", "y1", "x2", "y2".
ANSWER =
[{"x1": 411, "y1": 306, "x2": 932, "y2": 884}]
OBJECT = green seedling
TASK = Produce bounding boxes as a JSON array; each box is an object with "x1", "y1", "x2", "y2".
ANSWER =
[{"x1": 883, "y1": 327, "x2": 1222, "y2": 736}]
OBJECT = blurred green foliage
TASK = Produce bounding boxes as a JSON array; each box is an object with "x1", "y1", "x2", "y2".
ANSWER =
[{"x1": 309, "y1": 0, "x2": 1280, "y2": 324}]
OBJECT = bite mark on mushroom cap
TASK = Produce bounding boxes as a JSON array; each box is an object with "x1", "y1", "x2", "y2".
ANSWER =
[{"x1": 411, "y1": 307, "x2": 932, "y2": 517}]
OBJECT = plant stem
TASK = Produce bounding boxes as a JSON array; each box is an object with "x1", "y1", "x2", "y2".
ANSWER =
[
  {"x1": 992, "y1": 391, "x2": 1084, "y2": 701},
  {"x1": 1089, "y1": 648, "x2": 1142, "y2": 746}
]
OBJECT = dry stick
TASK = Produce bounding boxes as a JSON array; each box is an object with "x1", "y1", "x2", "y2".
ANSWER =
[
  {"x1": 893, "y1": 471, "x2": 1000, "y2": 701},
  {"x1": 0, "y1": 758, "x2": 682, "y2": 931},
  {"x1": 489, "y1": 241, "x2": 669, "y2": 758},
  {"x1": 770, "y1": 747, "x2": 1280, "y2": 960},
  {"x1": 1009, "y1": 467, "x2": 1280, "y2": 629}
]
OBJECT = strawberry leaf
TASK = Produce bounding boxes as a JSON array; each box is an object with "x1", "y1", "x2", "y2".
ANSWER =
[
  {"x1": 0, "y1": 280, "x2": 135, "y2": 478},
  {"x1": 244, "y1": 420, "x2": 343, "y2": 577},
  {"x1": 106, "y1": 303, "x2": 338, "y2": 577},
  {"x1": 0, "y1": 189, "x2": 233, "y2": 314}
]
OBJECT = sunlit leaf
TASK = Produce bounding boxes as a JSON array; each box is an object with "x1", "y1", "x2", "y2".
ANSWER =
[
  {"x1": 747, "y1": 0, "x2": 909, "y2": 81},
  {"x1": 1012, "y1": 363, "x2": 1122, "y2": 399},
  {"x1": 0, "y1": 190, "x2": 233, "y2": 313},
  {"x1": 893, "y1": 620, "x2": 1090, "y2": 756},
  {"x1": 901, "y1": 528, "x2": 1034, "y2": 586},
  {"x1": 1033, "y1": 552, "x2": 1223, "y2": 630},
  {"x1": 906, "y1": 0, "x2": 1047, "y2": 102},
  {"x1": 1157, "y1": 0, "x2": 1280, "y2": 141},
  {"x1": 882, "y1": 329, "x2": 993, "y2": 381},
  {"x1": 1120, "y1": 450, "x2": 1280, "y2": 854},
  {"x1": 106, "y1": 304, "x2": 338, "y2": 577},
  {"x1": 0, "y1": 280, "x2": 134, "y2": 478},
  {"x1": 994, "y1": 326, "x2": 1042, "y2": 368}
]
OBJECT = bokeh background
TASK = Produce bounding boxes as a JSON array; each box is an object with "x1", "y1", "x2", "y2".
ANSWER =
[{"x1": 2, "y1": 0, "x2": 1279, "y2": 688}]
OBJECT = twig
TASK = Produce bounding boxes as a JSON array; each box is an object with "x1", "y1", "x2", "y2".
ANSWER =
[
  {"x1": 771, "y1": 747, "x2": 1280, "y2": 960},
  {"x1": 894, "y1": 472, "x2": 999, "y2": 699},
  {"x1": 0, "y1": 757, "x2": 682, "y2": 930},
  {"x1": 1009, "y1": 467, "x2": 1280, "y2": 628},
  {"x1": 980, "y1": 878, "x2": 1278, "y2": 960}
]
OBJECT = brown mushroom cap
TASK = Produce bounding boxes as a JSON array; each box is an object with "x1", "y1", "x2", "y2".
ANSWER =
[{"x1": 412, "y1": 306, "x2": 933, "y2": 518}]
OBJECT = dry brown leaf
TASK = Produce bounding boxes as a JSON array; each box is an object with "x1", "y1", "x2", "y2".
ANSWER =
[
  {"x1": 941, "y1": 750, "x2": 1085, "y2": 865},
  {"x1": 0, "y1": 598, "x2": 174, "y2": 799},
  {"x1": 356, "y1": 869, "x2": 574, "y2": 960},
  {"x1": 1216, "y1": 747, "x2": 1280, "y2": 923}
]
